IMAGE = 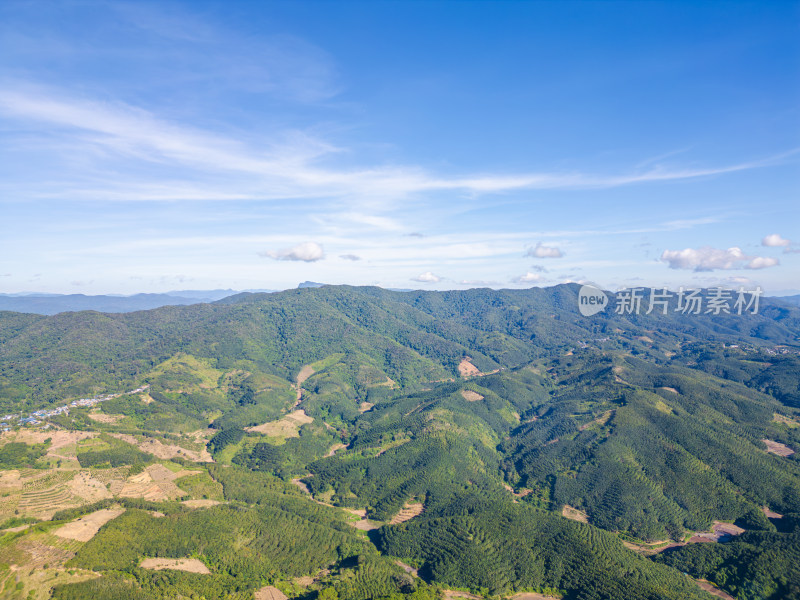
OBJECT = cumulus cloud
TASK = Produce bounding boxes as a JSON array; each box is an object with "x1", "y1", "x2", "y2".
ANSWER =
[
  {"x1": 339, "y1": 254, "x2": 361, "y2": 261},
  {"x1": 512, "y1": 272, "x2": 548, "y2": 283},
  {"x1": 762, "y1": 233, "x2": 791, "y2": 247},
  {"x1": 525, "y1": 243, "x2": 563, "y2": 258},
  {"x1": 412, "y1": 272, "x2": 442, "y2": 283},
  {"x1": 660, "y1": 246, "x2": 779, "y2": 271},
  {"x1": 261, "y1": 241, "x2": 324, "y2": 262}
]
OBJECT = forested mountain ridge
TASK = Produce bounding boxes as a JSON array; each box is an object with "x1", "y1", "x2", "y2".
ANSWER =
[
  {"x1": 1, "y1": 284, "x2": 798, "y2": 413},
  {"x1": 1, "y1": 284, "x2": 799, "y2": 600}
]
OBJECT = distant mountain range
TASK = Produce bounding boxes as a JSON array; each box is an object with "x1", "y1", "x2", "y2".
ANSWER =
[
  {"x1": 3, "y1": 285, "x2": 798, "y2": 315},
  {"x1": 0, "y1": 289, "x2": 273, "y2": 315}
]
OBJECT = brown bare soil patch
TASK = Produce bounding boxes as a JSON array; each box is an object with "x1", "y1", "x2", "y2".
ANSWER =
[
  {"x1": 458, "y1": 359, "x2": 481, "y2": 377},
  {"x1": 395, "y1": 560, "x2": 418, "y2": 577},
  {"x1": 763, "y1": 439, "x2": 795, "y2": 457},
  {"x1": 443, "y1": 591, "x2": 481, "y2": 600},
  {"x1": 688, "y1": 523, "x2": 743, "y2": 544},
  {"x1": 297, "y1": 365, "x2": 315, "y2": 386},
  {"x1": 54, "y1": 508, "x2": 124, "y2": 542},
  {"x1": 660, "y1": 386, "x2": 679, "y2": 394},
  {"x1": 254, "y1": 585, "x2": 289, "y2": 600},
  {"x1": 181, "y1": 499, "x2": 220, "y2": 508},
  {"x1": 141, "y1": 393, "x2": 154, "y2": 404},
  {"x1": 326, "y1": 443, "x2": 346, "y2": 457},
  {"x1": 622, "y1": 540, "x2": 684, "y2": 555},
  {"x1": 561, "y1": 505, "x2": 589, "y2": 523},
  {"x1": 763, "y1": 506, "x2": 783, "y2": 519},
  {"x1": 0, "y1": 469, "x2": 22, "y2": 489},
  {"x1": 87, "y1": 412, "x2": 123, "y2": 424},
  {"x1": 358, "y1": 402, "x2": 374, "y2": 413},
  {"x1": 109, "y1": 433, "x2": 212, "y2": 462},
  {"x1": 118, "y1": 464, "x2": 194, "y2": 501},
  {"x1": 460, "y1": 390, "x2": 484, "y2": 402},
  {"x1": 344, "y1": 509, "x2": 382, "y2": 530},
  {"x1": 246, "y1": 409, "x2": 313, "y2": 438},
  {"x1": 140, "y1": 557, "x2": 210, "y2": 574},
  {"x1": 389, "y1": 502, "x2": 424, "y2": 524},
  {"x1": 291, "y1": 477, "x2": 311, "y2": 494},
  {"x1": 7, "y1": 430, "x2": 97, "y2": 454},
  {"x1": 66, "y1": 471, "x2": 113, "y2": 502},
  {"x1": 694, "y1": 579, "x2": 736, "y2": 600},
  {"x1": 511, "y1": 593, "x2": 562, "y2": 600},
  {"x1": 14, "y1": 537, "x2": 76, "y2": 570}
]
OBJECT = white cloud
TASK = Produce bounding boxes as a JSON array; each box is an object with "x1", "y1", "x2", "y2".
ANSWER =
[
  {"x1": 660, "y1": 246, "x2": 780, "y2": 271},
  {"x1": 0, "y1": 84, "x2": 794, "y2": 205},
  {"x1": 262, "y1": 242, "x2": 325, "y2": 262},
  {"x1": 412, "y1": 272, "x2": 442, "y2": 283},
  {"x1": 746, "y1": 256, "x2": 780, "y2": 269},
  {"x1": 762, "y1": 233, "x2": 792, "y2": 247},
  {"x1": 512, "y1": 272, "x2": 548, "y2": 283},
  {"x1": 525, "y1": 243, "x2": 563, "y2": 258}
]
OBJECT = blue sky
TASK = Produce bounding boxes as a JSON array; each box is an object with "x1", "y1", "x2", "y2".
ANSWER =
[{"x1": 1, "y1": 0, "x2": 798, "y2": 294}]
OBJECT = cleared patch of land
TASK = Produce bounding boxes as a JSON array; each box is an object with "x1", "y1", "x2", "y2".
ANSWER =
[
  {"x1": 292, "y1": 364, "x2": 315, "y2": 406},
  {"x1": 389, "y1": 502, "x2": 424, "y2": 525},
  {"x1": 66, "y1": 471, "x2": 113, "y2": 502},
  {"x1": 140, "y1": 557, "x2": 210, "y2": 573},
  {"x1": 763, "y1": 439, "x2": 795, "y2": 457},
  {"x1": 115, "y1": 463, "x2": 196, "y2": 501},
  {"x1": 109, "y1": 432, "x2": 212, "y2": 462},
  {"x1": 291, "y1": 478, "x2": 311, "y2": 495},
  {"x1": 561, "y1": 504, "x2": 589, "y2": 523},
  {"x1": 774, "y1": 413, "x2": 800, "y2": 428},
  {"x1": 689, "y1": 521, "x2": 744, "y2": 543},
  {"x1": 326, "y1": 442, "x2": 346, "y2": 457},
  {"x1": 458, "y1": 358, "x2": 482, "y2": 377},
  {"x1": 53, "y1": 508, "x2": 124, "y2": 542},
  {"x1": 181, "y1": 499, "x2": 221, "y2": 508},
  {"x1": 246, "y1": 409, "x2": 314, "y2": 438},
  {"x1": 694, "y1": 579, "x2": 736, "y2": 600},
  {"x1": 395, "y1": 560, "x2": 418, "y2": 577},
  {"x1": 358, "y1": 401, "x2": 374, "y2": 413},
  {"x1": 443, "y1": 591, "x2": 481, "y2": 600},
  {"x1": 763, "y1": 506, "x2": 783, "y2": 519},
  {"x1": 460, "y1": 390, "x2": 484, "y2": 402},
  {"x1": 579, "y1": 409, "x2": 615, "y2": 431},
  {"x1": 86, "y1": 411, "x2": 123, "y2": 424},
  {"x1": 254, "y1": 585, "x2": 289, "y2": 600},
  {"x1": 659, "y1": 386, "x2": 679, "y2": 394}
]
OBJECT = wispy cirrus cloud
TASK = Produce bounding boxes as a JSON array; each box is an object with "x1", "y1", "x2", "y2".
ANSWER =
[{"x1": 0, "y1": 84, "x2": 795, "y2": 205}]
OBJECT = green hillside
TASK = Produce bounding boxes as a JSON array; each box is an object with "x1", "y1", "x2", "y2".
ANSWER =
[{"x1": 1, "y1": 284, "x2": 799, "y2": 599}]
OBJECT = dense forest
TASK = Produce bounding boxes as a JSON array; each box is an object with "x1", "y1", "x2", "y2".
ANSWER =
[{"x1": 1, "y1": 284, "x2": 799, "y2": 599}]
